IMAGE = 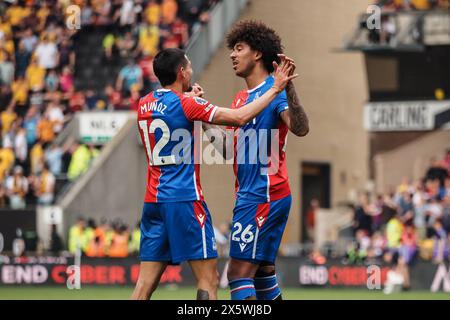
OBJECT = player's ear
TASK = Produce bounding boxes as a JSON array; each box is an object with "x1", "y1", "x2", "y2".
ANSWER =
[
  {"x1": 178, "y1": 66, "x2": 186, "y2": 80},
  {"x1": 254, "y1": 51, "x2": 263, "y2": 62}
]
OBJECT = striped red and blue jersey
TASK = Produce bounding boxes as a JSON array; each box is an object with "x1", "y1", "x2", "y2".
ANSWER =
[
  {"x1": 137, "y1": 89, "x2": 218, "y2": 203},
  {"x1": 231, "y1": 75, "x2": 291, "y2": 203}
]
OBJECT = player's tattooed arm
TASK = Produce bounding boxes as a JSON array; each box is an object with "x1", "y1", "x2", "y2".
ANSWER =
[
  {"x1": 284, "y1": 81, "x2": 309, "y2": 137},
  {"x1": 278, "y1": 54, "x2": 309, "y2": 137}
]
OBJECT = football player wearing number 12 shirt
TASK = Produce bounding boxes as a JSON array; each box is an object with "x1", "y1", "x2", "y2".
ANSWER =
[{"x1": 131, "y1": 48, "x2": 297, "y2": 300}]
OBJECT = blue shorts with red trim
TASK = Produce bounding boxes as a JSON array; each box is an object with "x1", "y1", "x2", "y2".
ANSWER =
[
  {"x1": 140, "y1": 200, "x2": 218, "y2": 264},
  {"x1": 229, "y1": 195, "x2": 292, "y2": 264}
]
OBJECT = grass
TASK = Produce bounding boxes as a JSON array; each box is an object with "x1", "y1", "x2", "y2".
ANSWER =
[{"x1": 0, "y1": 285, "x2": 448, "y2": 300}]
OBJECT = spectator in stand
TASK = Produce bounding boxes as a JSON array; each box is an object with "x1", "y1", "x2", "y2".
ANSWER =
[
  {"x1": 116, "y1": 31, "x2": 136, "y2": 58},
  {"x1": 172, "y1": 17, "x2": 189, "y2": 49},
  {"x1": 127, "y1": 84, "x2": 141, "y2": 111},
  {"x1": 67, "y1": 142, "x2": 91, "y2": 181},
  {"x1": 1, "y1": 103, "x2": 17, "y2": 136},
  {"x1": 35, "y1": 163, "x2": 56, "y2": 206},
  {"x1": 0, "y1": 184, "x2": 7, "y2": 208},
  {"x1": 369, "y1": 231, "x2": 386, "y2": 260},
  {"x1": 179, "y1": 0, "x2": 214, "y2": 32},
  {"x1": 102, "y1": 32, "x2": 116, "y2": 61},
  {"x1": 432, "y1": 219, "x2": 448, "y2": 263},
  {"x1": 372, "y1": 195, "x2": 385, "y2": 232},
  {"x1": 138, "y1": 51, "x2": 160, "y2": 92},
  {"x1": 86, "y1": 217, "x2": 110, "y2": 257},
  {"x1": 426, "y1": 157, "x2": 448, "y2": 187},
  {"x1": 0, "y1": 16, "x2": 12, "y2": 42},
  {"x1": 104, "y1": 84, "x2": 123, "y2": 110},
  {"x1": 0, "y1": 52, "x2": 14, "y2": 87},
  {"x1": 82, "y1": 219, "x2": 97, "y2": 254},
  {"x1": 5, "y1": 165, "x2": 28, "y2": 209},
  {"x1": 144, "y1": 0, "x2": 161, "y2": 25},
  {"x1": 353, "y1": 193, "x2": 374, "y2": 236},
  {"x1": 58, "y1": 37, "x2": 75, "y2": 69},
  {"x1": 411, "y1": 0, "x2": 431, "y2": 9},
  {"x1": 45, "y1": 143, "x2": 64, "y2": 176},
  {"x1": 11, "y1": 75, "x2": 29, "y2": 114},
  {"x1": 59, "y1": 66, "x2": 74, "y2": 94},
  {"x1": 25, "y1": 57, "x2": 45, "y2": 91},
  {"x1": 444, "y1": 149, "x2": 450, "y2": 172},
  {"x1": 37, "y1": 112, "x2": 55, "y2": 144},
  {"x1": 116, "y1": 0, "x2": 137, "y2": 27},
  {"x1": 1, "y1": 31, "x2": 15, "y2": 56},
  {"x1": 23, "y1": 105, "x2": 39, "y2": 147},
  {"x1": 85, "y1": 89, "x2": 99, "y2": 110},
  {"x1": 116, "y1": 59, "x2": 143, "y2": 96},
  {"x1": 386, "y1": 212, "x2": 404, "y2": 252},
  {"x1": 21, "y1": 28, "x2": 38, "y2": 54},
  {"x1": 68, "y1": 216, "x2": 86, "y2": 255},
  {"x1": 396, "y1": 176, "x2": 413, "y2": 194},
  {"x1": 442, "y1": 195, "x2": 450, "y2": 233},
  {"x1": 34, "y1": 34, "x2": 59, "y2": 70},
  {"x1": 162, "y1": 33, "x2": 181, "y2": 49},
  {"x1": 128, "y1": 221, "x2": 141, "y2": 256},
  {"x1": 36, "y1": 1, "x2": 50, "y2": 31},
  {"x1": 14, "y1": 127, "x2": 27, "y2": 169},
  {"x1": 46, "y1": 101, "x2": 65, "y2": 134},
  {"x1": 30, "y1": 141, "x2": 45, "y2": 175},
  {"x1": 81, "y1": 2, "x2": 94, "y2": 26},
  {"x1": 355, "y1": 229, "x2": 371, "y2": 262},
  {"x1": 15, "y1": 41, "x2": 31, "y2": 79},
  {"x1": 444, "y1": 177, "x2": 450, "y2": 197},
  {"x1": 425, "y1": 197, "x2": 442, "y2": 230},
  {"x1": 68, "y1": 91, "x2": 86, "y2": 113},
  {"x1": 45, "y1": 69, "x2": 59, "y2": 93},
  {"x1": 5, "y1": 1, "x2": 30, "y2": 30},
  {"x1": 88, "y1": 143, "x2": 100, "y2": 160},
  {"x1": 425, "y1": 177, "x2": 441, "y2": 199},
  {"x1": 398, "y1": 192, "x2": 414, "y2": 225},
  {"x1": 108, "y1": 222, "x2": 130, "y2": 258},
  {"x1": 161, "y1": 0, "x2": 178, "y2": 25},
  {"x1": 0, "y1": 140, "x2": 15, "y2": 182},
  {"x1": 0, "y1": 86, "x2": 13, "y2": 111},
  {"x1": 400, "y1": 224, "x2": 417, "y2": 264},
  {"x1": 138, "y1": 22, "x2": 159, "y2": 57}
]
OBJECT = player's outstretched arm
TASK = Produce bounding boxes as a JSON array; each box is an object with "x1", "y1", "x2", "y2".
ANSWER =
[
  {"x1": 278, "y1": 54, "x2": 309, "y2": 137},
  {"x1": 211, "y1": 60, "x2": 298, "y2": 127},
  {"x1": 202, "y1": 123, "x2": 233, "y2": 160}
]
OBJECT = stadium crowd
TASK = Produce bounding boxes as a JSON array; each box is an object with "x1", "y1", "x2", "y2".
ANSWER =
[
  {"x1": 66, "y1": 216, "x2": 232, "y2": 258},
  {"x1": 349, "y1": 149, "x2": 450, "y2": 267},
  {"x1": 363, "y1": 0, "x2": 450, "y2": 45},
  {"x1": 67, "y1": 216, "x2": 140, "y2": 257},
  {"x1": 0, "y1": 0, "x2": 219, "y2": 209}
]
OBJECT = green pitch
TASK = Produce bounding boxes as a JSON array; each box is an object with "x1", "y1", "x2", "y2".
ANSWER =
[{"x1": 0, "y1": 286, "x2": 448, "y2": 300}]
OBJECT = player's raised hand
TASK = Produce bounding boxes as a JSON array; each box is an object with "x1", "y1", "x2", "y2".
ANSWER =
[
  {"x1": 272, "y1": 56, "x2": 298, "y2": 93},
  {"x1": 278, "y1": 54, "x2": 297, "y2": 77},
  {"x1": 185, "y1": 83, "x2": 205, "y2": 97},
  {"x1": 192, "y1": 83, "x2": 205, "y2": 97}
]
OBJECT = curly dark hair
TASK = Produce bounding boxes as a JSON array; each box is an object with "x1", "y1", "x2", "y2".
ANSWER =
[{"x1": 226, "y1": 20, "x2": 283, "y2": 73}]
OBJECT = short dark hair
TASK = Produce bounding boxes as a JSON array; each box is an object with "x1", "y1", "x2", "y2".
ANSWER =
[
  {"x1": 153, "y1": 48, "x2": 188, "y2": 86},
  {"x1": 226, "y1": 20, "x2": 283, "y2": 73}
]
